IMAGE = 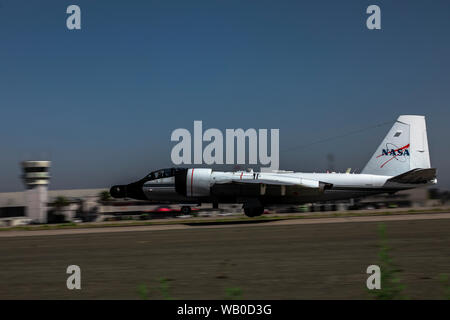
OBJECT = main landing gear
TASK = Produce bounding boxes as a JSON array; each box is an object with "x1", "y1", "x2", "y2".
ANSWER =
[
  {"x1": 243, "y1": 199, "x2": 265, "y2": 217},
  {"x1": 243, "y1": 206, "x2": 264, "y2": 217}
]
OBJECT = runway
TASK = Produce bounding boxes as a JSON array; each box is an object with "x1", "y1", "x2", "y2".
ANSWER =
[
  {"x1": 1, "y1": 212, "x2": 450, "y2": 238},
  {"x1": 0, "y1": 213, "x2": 449, "y2": 299}
]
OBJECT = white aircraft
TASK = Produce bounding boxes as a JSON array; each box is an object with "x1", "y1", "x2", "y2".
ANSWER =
[{"x1": 110, "y1": 115, "x2": 437, "y2": 217}]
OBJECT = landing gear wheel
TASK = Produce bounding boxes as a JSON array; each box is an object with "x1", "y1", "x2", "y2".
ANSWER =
[
  {"x1": 181, "y1": 206, "x2": 191, "y2": 215},
  {"x1": 244, "y1": 207, "x2": 264, "y2": 217}
]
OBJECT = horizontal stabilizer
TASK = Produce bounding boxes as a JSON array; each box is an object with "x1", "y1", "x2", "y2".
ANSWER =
[{"x1": 387, "y1": 168, "x2": 437, "y2": 184}]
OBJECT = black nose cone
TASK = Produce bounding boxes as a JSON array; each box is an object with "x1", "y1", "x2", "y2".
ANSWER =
[
  {"x1": 125, "y1": 181, "x2": 147, "y2": 200},
  {"x1": 110, "y1": 185, "x2": 127, "y2": 198}
]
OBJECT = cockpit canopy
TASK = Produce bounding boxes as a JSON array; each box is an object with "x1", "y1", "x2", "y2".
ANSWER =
[{"x1": 144, "y1": 168, "x2": 186, "y2": 181}]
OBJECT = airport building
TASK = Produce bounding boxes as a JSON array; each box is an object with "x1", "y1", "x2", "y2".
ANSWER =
[
  {"x1": 0, "y1": 186, "x2": 107, "y2": 223},
  {"x1": 0, "y1": 160, "x2": 107, "y2": 224},
  {"x1": 21, "y1": 161, "x2": 51, "y2": 223}
]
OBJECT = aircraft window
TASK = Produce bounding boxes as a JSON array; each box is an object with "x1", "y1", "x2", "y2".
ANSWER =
[{"x1": 145, "y1": 168, "x2": 184, "y2": 180}]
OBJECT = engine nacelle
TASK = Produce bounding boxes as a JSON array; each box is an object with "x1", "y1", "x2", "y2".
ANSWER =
[{"x1": 175, "y1": 168, "x2": 212, "y2": 197}]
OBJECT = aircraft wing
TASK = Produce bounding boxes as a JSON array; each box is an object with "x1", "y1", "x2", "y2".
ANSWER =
[
  {"x1": 387, "y1": 168, "x2": 437, "y2": 184},
  {"x1": 214, "y1": 173, "x2": 322, "y2": 189}
]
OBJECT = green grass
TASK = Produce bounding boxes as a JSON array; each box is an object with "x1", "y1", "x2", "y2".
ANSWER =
[
  {"x1": 137, "y1": 278, "x2": 173, "y2": 300},
  {"x1": 225, "y1": 287, "x2": 243, "y2": 300},
  {"x1": 158, "y1": 278, "x2": 173, "y2": 300},
  {"x1": 439, "y1": 274, "x2": 450, "y2": 300},
  {"x1": 137, "y1": 284, "x2": 149, "y2": 300},
  {"x1": 369, "y1": 223, "x2": 407, "y2": 300}
]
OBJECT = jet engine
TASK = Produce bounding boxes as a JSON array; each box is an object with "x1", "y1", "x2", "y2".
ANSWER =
[{"x1": 175, "y1": 168, "x2": 212, "y2": 197}]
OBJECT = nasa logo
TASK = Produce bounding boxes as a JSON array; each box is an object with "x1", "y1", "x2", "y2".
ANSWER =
[
  {"x1": 377, "y1": 143, "x2": 410, "y2": 168},
  {"x1": 380, "y1": 145, "x2": 410, "y2": 157}
]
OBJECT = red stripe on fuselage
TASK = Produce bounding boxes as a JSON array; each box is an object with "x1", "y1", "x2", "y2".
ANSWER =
[{"x1": 190, "y1": 168, "x2": 194, "y2": 196}]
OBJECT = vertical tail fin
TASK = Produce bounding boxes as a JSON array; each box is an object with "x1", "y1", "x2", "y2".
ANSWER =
[{"x1": 362, "y1": 115, "x2": 431, "y2": 176}]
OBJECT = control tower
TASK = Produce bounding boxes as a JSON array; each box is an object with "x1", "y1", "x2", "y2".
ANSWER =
[{"x1": 21, "y1": 161, "x2": 51, "y2": 223}]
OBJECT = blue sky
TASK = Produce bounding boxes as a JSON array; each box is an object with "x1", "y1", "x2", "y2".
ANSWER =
[{"x1": 1, "y1": 0, "x2": 449, "y2": 191}]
